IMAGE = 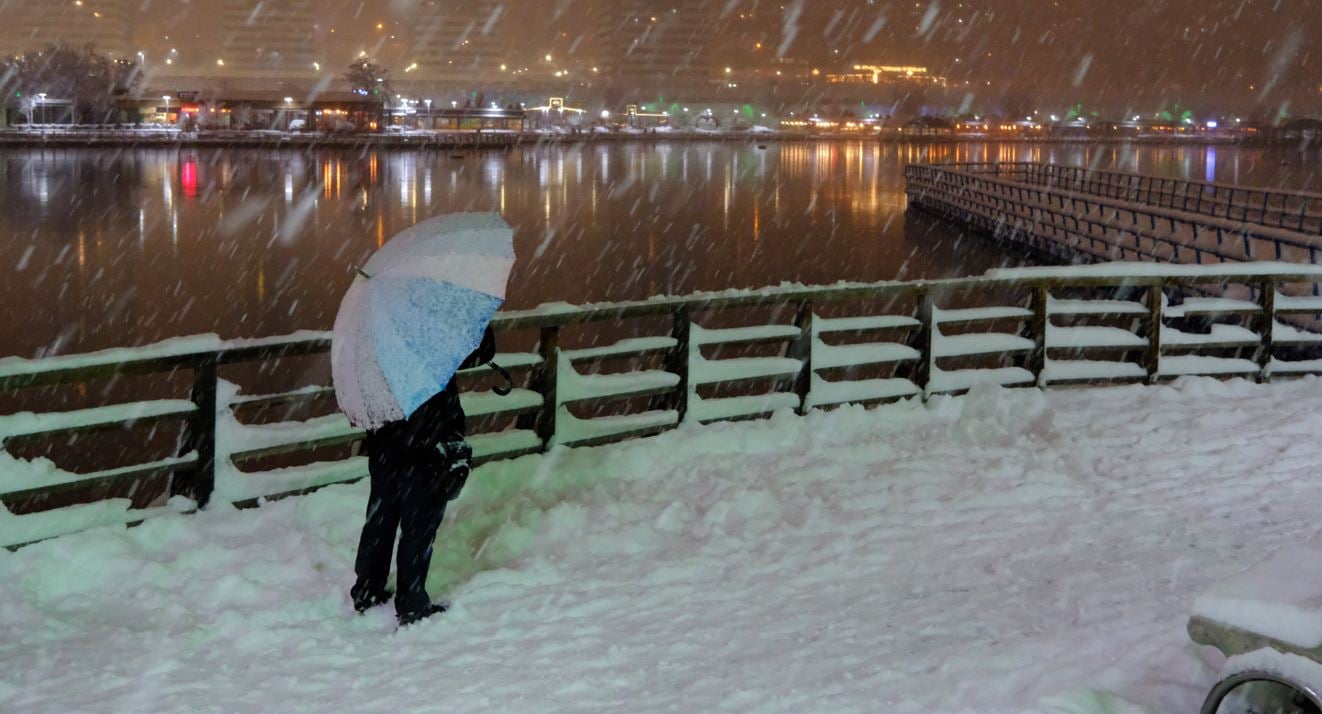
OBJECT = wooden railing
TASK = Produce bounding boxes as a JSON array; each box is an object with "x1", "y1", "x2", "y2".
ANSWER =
[
  {"x1": 5, "y1": 266, "x2": 1322, "y2": 547},
  {"x1": 949, "y1": 162, "x2": 1322, "y2": 236},
  {"x1": 905, "y1": 164, "x2": 1322, "y2": 273}
]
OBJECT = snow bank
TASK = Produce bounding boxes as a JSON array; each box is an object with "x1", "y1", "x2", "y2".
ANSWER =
[{"x1": 4, "y1": 379, "x2": 1322, "y2": 712}]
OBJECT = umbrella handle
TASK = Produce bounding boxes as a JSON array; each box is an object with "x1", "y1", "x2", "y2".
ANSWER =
[{"x1": 489, "y1": 362, "x2": 514, "y2": 396}]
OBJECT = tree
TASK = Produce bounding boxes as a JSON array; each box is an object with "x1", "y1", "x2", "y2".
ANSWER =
[
  {"x1": 345, "y1": 58, "x2": 392, "y2": 131},
  {"x1": 2, "y1": 43, "x2": 138, "y2": 124}
]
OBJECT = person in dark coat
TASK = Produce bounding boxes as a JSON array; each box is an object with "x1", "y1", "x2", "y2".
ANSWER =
[{"x1": 350, "y1": 328, "x2": 496, "y2": 626}]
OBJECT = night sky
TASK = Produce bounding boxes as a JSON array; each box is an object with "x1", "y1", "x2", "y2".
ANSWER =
[{"x1": 132, "y1": 0, "x2": 1317, "y2": 111}]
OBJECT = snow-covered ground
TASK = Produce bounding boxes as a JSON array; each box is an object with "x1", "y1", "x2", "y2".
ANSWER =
[{"x1": 3, "y1": 378, "x2": 1322, "y2": 713}]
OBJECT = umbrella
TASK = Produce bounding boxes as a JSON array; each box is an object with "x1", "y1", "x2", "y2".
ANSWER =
[{"x1": 332, "y1": 213, "x2": 515, "y2": 430}]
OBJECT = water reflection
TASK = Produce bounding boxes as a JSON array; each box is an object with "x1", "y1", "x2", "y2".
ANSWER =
[{"x1": 0, "y1": 142, "x2": 1315, "y2": 359}]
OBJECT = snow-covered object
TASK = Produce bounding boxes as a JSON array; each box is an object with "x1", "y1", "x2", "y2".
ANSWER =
[
  {"x1": 6, "y1": 379, "x2": 1322, "y2": 711},
  {"x1": 1221, "y1": 649, "x2": 1322, "y2": 696},
  {"x1": 331, "y1": 213, "x2": 515, "y2": 430},
  {"x1": 1194, "y1": 545, "x2": 1322, "y2": 651},
  {"x1": 927, "y1": 305, "x2": 1036, "y2": 394}
]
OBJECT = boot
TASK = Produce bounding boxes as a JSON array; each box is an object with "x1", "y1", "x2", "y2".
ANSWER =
[
  {"x1": 397, "y1": 602, "x2": 448, "y2": 627},
  {"x1": 351, "y1": 587, "x2": 394, "y2": 614}
]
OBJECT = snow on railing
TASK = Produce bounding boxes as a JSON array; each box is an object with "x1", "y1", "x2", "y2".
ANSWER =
[{"x1": 7, "y1": 264, "x2": 1322, "y2": 546}]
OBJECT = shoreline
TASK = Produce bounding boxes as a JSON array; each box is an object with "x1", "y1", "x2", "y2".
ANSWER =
[{"x1": 0, "y1": 128, "x2": 1289, "y2": 150}]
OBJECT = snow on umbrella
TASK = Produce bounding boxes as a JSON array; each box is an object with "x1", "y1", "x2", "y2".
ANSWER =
[{"x1": 332, "y1": 213, "x2": 515, "y2": 430}]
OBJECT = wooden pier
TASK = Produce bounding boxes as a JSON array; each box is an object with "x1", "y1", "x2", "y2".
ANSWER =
[{"x1": 905, "y1": 163, "x2": 1322, "y2": 269}]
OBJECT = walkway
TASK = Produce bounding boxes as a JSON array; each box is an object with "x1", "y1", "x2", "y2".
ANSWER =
[{"x1": 3, "y1": 378, "x2": 1321, "y2": 713}]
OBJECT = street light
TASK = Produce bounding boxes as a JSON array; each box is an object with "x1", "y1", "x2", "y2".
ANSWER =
[
  {"x1": 163, "y1": 95, "x2": 171, "y2": 125},
  {"x1": 36, "y1": 92, "x2": 47, "y2": 125}
]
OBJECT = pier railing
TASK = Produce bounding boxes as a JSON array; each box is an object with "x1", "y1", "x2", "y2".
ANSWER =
[
  {"x1": 937, "y1": 162, "x2": 1322, "y2": 236},
  {"x1": 906, "y1": 164, "x2": 1322, "y2": 273},
  {"x1": 5, "y1": 266, "x2": 1322, "y2": 547}
]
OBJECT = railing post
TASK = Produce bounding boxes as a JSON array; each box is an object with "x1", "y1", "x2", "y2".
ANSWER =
[
  {"x1": 1257, "y1": 280, "x2": 1276, "y2": 383},
  {"x1": 914, "y1": 292, "x2": 934, "y2": 398},
  {"x1": 1144, "y1": 284, "x2": 1164, "y2": 385},
  {"x1": 531, "y1": 326, "x2": 560, "y2": 450},
  {"x1": 789, "y1": 300, "x2": 814, "y2": 415},
  {"x1": 1029, "y1": 285, "x2": 1049, "y2": 386},
  {"x1": 173, "y1": 356, "x2": 218, "y2": 508},
  {"x1": 668, "y1": 307, "x2": 691, "y2": 422}
]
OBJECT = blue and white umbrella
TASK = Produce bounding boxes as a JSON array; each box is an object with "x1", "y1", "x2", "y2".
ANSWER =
[{"x1": 332, "y1": 213, "x2": 515, "y2": 430}]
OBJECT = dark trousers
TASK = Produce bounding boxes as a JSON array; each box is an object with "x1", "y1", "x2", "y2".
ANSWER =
[{"x1": 351, "y1": 458, "x2": 448, "y2": 617}]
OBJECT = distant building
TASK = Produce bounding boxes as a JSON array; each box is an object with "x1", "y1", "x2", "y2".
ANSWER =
[
  {"x1": 220, "y1": 0, "x2": 326, "y2": 78},
  {"x1": 0, "y1": 0, "x2": 132, "y2": 58},
  {"x1": 408, "y1": 0, "x2": 506, "y2": 80},
  {"x1": 901, "y1": 116, "x2": 954, "y2": 136},
  {"x1": 826, "y1": 65, "x2": 948, "y2": 88},
  {"x1": 590, "y1": 0, "x2": 711, "y2": 85}
]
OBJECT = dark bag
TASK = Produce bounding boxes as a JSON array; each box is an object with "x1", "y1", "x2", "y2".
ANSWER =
[{"x1": 435, "y1": 438, "x2": 473, "y2": 501}]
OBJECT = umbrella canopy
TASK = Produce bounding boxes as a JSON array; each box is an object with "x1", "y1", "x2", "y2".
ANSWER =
[{"x1": 332, "y1": 213, "x2": 515, "y2": 430}]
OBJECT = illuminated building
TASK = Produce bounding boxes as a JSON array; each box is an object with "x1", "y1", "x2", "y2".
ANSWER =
[
  {"x1": 0, "y1": 0, "x2": 132, "y2": 57},
  {"x1": 779, "y1": 115, "x2": 884, "y2": 133},
  {"x1": 221, "y1": 0, "x2": 326, "y2": 78},
  {"x1": 826, "y1": 65, "x2": 948, "y2": 87},
  {"x1": 590, "y1": 0, "x2": 711, "y2": 83}
]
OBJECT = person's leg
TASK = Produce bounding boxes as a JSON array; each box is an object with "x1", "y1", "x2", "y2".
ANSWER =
[
  {"x1": 394, "y1": 474, "x2": 448, "y2": 621},
  {"x1": 351, "y1": 457, "x2": 401, "y2": 610}
]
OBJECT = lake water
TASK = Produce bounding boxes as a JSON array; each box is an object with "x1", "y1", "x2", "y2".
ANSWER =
[{"x1": 1, "y1": 141, "x2": 1317, "y2": 359}]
